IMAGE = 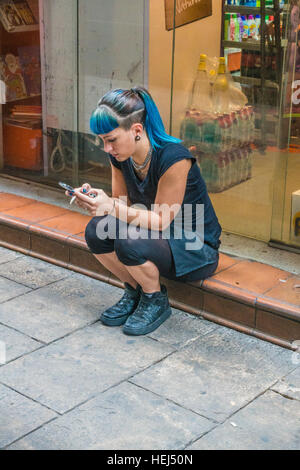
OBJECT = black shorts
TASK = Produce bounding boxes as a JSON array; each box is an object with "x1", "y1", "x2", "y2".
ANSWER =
[{"x1": 85, "y1": 215, "x2": 218, "y2": 282}]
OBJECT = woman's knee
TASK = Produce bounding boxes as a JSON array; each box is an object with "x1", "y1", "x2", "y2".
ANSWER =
[
  {"x1": 114, "y1": 238, "x2": 147, "y2": 266},
  {"x1": 85, "y1": 215, "x2": 113, "y2": 254}
]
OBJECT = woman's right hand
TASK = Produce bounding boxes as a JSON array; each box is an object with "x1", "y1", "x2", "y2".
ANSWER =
[
  {"x1": 65, "y1": 183, "x2": 92, "y2": 209},
  {"x1": 80, "y1": 183, "x2": 92, "y2": 195}
]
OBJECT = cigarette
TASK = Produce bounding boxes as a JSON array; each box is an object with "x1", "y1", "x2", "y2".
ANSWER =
[{"x1": 70, "y1": 195, "x2": 76, "y2": 205}]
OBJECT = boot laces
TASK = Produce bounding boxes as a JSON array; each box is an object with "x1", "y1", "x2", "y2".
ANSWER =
[{"x1": 133, "y1": 298, "x2": 159, "y2": 323}]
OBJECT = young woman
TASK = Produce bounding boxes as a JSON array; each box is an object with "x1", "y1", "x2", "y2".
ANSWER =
[{"x1": 72, "y1": 87, "x2": 222, "y2": 336}]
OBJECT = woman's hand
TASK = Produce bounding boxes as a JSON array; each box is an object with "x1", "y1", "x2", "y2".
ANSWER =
[{"x1": 72, "y1": 184, "x2": 115, "y2": 217}]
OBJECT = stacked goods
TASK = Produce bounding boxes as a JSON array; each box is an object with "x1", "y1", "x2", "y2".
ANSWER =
[
  {"x1": 5, "y1": 104, "x2": 42, "y2": 128},
  {"x1": 180, "y1": 56, "x2": 253, "y2": 193}
]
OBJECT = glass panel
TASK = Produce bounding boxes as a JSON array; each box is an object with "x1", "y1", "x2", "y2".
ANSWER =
[
  {"x1": 78, "y1": 0, "x2": 147, "y2": 194},
  {"x1": 0, "y1": 0, "x2": 79, "y2": 189},
  {"x1": 148, "y1": 0, "x2": 174, "y2": 135},
  {"x1": 271, "y1": 0, "x2": 300, "y2": 248},
  {"x1": 0, "y1": 0, "x2": 44, "y2": 180},
  {"x1": 171, "y1": 0, "x2": 288, "y2": 243},
  {"x1": 42, "y1": 0, "x2": 78, "y2": 188}
]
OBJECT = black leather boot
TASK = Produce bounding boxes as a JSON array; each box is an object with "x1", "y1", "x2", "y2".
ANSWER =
[
  {"x1": 100, "y1": 283, "x2": 141, "y2": 326},
  {"x1": 123, "y1": 285, "x2": 172, "y2": 336}
]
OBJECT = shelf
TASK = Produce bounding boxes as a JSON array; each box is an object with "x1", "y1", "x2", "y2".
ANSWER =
[
  {"x1": 223, "y1": 40, "x2": 277, "y2": 51},
  {"x1": 2, "y1": 24, "x2": 39, "y2": 33},
  {"x1": 3, "y1": 94, "x2": 41, "y2": 104},
  {"x1": 232, "y1": 75, "x2": 279, "y2": 89},
  {"x1": 224, "y1": 5, "x2": 281, "y2": 15}
]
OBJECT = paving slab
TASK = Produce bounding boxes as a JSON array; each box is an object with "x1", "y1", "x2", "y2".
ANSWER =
[
  {"x1": 0, "y1": 246, "x2": 24, "y2": 264},
  {"x1": 271, "y1": 367, "x2": 300, "y2": 401},
  {"x1": 0, "y1": 383, "x2": 57, "y2": 449},
  {"x1": 7, "y1": 381, "x2": 215, "y2": 450},
  {"x1": 187, "y1": 390, "x2": 300, "y2": 450},
  {"x1": 0, "y1": 256, "x2": 70, "y2": 289},
  {"x1": 148, "y1": 310, "x2": 219, "y2": 350},
  {"x1": 0, "y1": 323, "x2": 175, "y2": 414},
  {"x1": 131, "y1": 327, "x2": 295, "y2": 423},
  {"x1": 0, "y1": 276, "x2": 31, "y2": 303},
  {"x1": 0, "y1": 324, "x2": 42, "y2": 364},
  {"x1": 0, "y1": 274, "x2": 122, "y2": 343}
]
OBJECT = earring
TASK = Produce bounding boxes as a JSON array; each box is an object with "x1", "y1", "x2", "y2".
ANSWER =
[{"x1": 135, "y1": 135, "x2": 141, "y2": 142}]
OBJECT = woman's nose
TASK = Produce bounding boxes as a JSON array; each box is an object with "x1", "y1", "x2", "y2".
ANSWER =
[{"x1": 104, "y1": 142, "x2": 113, "y2": 153}]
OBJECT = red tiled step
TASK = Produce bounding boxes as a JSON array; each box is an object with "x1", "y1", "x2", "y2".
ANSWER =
[{"x1": 0, "y1": 191, "x2": 299, "y2": 350}]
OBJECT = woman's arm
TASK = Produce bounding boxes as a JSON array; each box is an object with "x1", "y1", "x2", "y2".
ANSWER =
[{"x1": 74, "y1": 159, "x2": 192, "y2": 231}]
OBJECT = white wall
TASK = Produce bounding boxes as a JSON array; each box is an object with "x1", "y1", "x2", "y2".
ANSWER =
[
  {"x1": 78, "y1": 0, "x2": 145, "y2": 133},
  {"x1": 43, "y1": 0, "x2": 77, "y2": 131}
]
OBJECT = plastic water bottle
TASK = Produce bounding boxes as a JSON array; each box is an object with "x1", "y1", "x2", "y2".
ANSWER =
[
  {"x1": 218, "y1": 115, "x2": 228, "y2": 151},
  {"x1": 223, "y1": 151, "x2": 231, "y2": 189},
  {"x1": 189, "y1": 54, "x2": 213, "y2": 113},
  {"x1": 224, "y1": 113, "x2": 233, "y2": 149},
  {"x1": 212, "y1": 58, "x2": 230, "y2": 114}
]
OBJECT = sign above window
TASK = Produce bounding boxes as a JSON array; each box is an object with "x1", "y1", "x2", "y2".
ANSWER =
[{"x1": 165, "y1": 0, "x2": 212, "y2": 31}]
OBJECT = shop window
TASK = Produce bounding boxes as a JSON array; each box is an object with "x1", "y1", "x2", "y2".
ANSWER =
[{"x1": 0, "y1": 0, "x2": 42, "y2": 176}]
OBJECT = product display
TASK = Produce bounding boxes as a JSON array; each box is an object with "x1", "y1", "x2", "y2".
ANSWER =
[
  {"x1": 0, "y1": 0, "x2": 42, "y2": 170},
  {"x1": 180, "y1": 55, "x2": 252, "y2": 193},
  {"x1": 222, "y1": 0, "x2": 286, "y2": 148},
  {"x1": 0, "y1": 0, "x2": 37, "y2": 32}
]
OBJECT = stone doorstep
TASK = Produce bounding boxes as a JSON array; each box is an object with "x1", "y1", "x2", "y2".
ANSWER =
[{"x1": 0, "y1": 193, "x2": 299, "y2": 351}]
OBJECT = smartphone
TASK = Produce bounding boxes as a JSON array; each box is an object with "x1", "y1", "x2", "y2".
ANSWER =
[
  {"x1": 58, "y1": 181, "x2": 97, "y2": 199},
  {"x1": 58, "y1": 181, "x2": 75, "y2": 193}
]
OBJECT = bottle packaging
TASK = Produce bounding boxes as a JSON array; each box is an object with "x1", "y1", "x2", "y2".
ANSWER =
[
  {"x1": 234, "y1": 14, "x2": 240, "y2": 41},
  {"x1": 254, "y1": 15, "x2": 261, "y2": 40},
  {"x1": 224, "y1": 13, "x2": 231, "y2": 40},
  {"x1": 247, "y1": 15, "x2": 256, "y2": 39},
  {"x1": 241, "y1": 16, "x2": 249, "y2": 39},
  {"x1": 237, "y1": 14, "x2": 244, "y2": 41},
  {"x1": 230, "y1": 15, "x2": 235, "y2": 41}
]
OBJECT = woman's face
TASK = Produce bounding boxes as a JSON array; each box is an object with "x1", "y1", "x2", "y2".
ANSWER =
[{"x1": 99, "y1": 126, "x2": 136, "y2": 161}]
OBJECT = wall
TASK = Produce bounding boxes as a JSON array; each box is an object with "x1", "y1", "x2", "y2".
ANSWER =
[
  {"x1": 78, "y1": 0, "x2": 145, "y2": 133},
  {"x1": 43, "y1": 0, "x2": 77, "y2": 131},
  {"x1": 43, "y1": 0, "x2": 145, "y2": 133}
]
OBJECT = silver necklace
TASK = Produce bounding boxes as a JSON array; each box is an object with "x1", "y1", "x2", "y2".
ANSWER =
[{"x1": 131, "y1": 146, "x2": 152, "y2": 171}]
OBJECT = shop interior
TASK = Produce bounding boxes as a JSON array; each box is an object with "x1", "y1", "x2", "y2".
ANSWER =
[{"x1": 0, "y1": 0, "x2": 299, "y2": 251}]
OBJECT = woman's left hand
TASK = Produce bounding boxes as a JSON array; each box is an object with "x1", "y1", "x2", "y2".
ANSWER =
[{"x1": 73, "y1": 186, "x2": 115, "y2": 217}]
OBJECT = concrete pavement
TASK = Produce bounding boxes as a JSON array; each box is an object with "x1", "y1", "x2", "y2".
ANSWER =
[{"x1": 0, "y1": 246, "x2": 299, "y2": 450}]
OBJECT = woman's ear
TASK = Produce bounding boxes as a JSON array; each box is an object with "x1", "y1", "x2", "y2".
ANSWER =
[{"x1": 131, "y1": 122, "x2": 144, "y2": 139}]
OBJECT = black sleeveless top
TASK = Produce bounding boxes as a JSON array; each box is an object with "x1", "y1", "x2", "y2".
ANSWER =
[{"x1": 109, "y1": 142, "x2": 222, "y2": 277}]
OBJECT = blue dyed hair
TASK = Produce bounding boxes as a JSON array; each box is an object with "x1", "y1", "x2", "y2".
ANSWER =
[{"x1": 90, "y1": 87, "x2": 181, "y2": 151}]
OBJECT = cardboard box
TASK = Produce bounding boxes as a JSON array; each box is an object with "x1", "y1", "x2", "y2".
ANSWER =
[
  {"x1": 291, "y1": 189, "x2": 300, "y2": 243},
  {"x1": 3, "y1": 123, "x2": 42, "y2": 170},
  {"x1": 227, "y1": 51, "x2": 241, "y2": 72}
]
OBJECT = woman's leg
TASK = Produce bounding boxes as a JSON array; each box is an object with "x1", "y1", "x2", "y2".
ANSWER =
[
  {"x1": 85, "y1": 217, "x2": 142, "y2": 326},
  {"x1": 85, "y1": 215, "x2": 138, "y2": 289},
  {"x1": 123, "y1": 261, "x2": 160, "y2": 294},
  {"x1": 94, "y1": 252, "x2": 138, "y2": 289},
  {"x1": 114, "y1": 230, "x2": 174, "y2": 294}
]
